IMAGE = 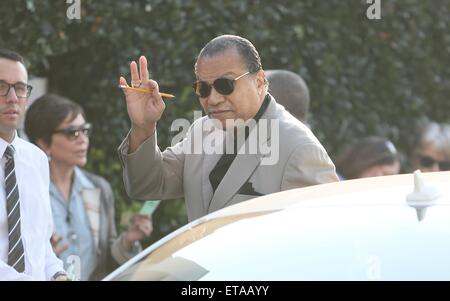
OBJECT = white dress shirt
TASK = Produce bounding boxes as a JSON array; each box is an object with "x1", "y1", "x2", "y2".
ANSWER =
[{"x1": 0, "y1": 133, "x2": 64, "y2": 280}]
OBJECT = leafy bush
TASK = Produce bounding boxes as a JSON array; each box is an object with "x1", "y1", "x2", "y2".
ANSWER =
[{"x1": 2, "y1": 0, "x2": 449, "y2": 243}]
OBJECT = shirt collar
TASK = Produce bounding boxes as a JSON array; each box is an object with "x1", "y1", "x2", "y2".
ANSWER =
[
  {"x1": 72, "y1": 167, "x2": 95, "y2": 194},
  {"x1": 50, "y1": 167, "x2": 95, "y2": 201},
  {"x1": 0, "y1": 131, "x2": 19, "y2": 159},
  {"x1": 253, "y1": 94, "x2": 271, "y2": 122}
]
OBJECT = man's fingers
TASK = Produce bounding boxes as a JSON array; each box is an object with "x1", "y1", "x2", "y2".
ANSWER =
[
  {"x1": 146, "y1": 79, "x2": 158, "y2": 91},
  {"x1": 140, "y1": 56, "x2": 149, "y2": 82},
  {"x1": 130, "y1": 61, "x2": 140, "y2": 85},
  {"x1": 140, "y1": 79, "x2": 164, "y2": 109},
  {"x1": 119, "y1": 76, "x2": 128, "y2": 86}
]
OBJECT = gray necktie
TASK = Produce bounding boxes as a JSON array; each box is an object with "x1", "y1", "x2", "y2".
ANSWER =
[{"x1": 4, "y1": 145, "x2": 25, "y2": 272}]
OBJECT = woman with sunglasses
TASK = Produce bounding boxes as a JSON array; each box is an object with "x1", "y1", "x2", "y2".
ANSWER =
[
  {"x1": 412, "y1": 122, "x2": 450, "y2": 172},
  {"x1": 24, "y1": 94, "x2": 152, "y2": 280}
]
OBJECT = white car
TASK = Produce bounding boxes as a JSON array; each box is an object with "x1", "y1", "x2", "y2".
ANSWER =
[{"x1": 104, "y1": 171, "x2": 450, "y2": 281}]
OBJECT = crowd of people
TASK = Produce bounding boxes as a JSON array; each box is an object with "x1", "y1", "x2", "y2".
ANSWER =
[{"x1": 0, "y1": 34, "x2": 448, "y2": 280}]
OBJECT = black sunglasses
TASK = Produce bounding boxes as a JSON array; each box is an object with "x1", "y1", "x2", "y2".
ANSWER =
[
  {"x1": 417, "y1": 154, "x2": 450, "y2": 171},
  {"x1": 192, "y1": 71, "x2": 251, "y2": 98},
  {"x1": 53, "y1": 123, "x2": 92, "y2": 140}
]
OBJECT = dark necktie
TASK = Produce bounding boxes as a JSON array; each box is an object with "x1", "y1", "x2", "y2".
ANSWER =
[
  {"x1": 209, "y1": 94, "x2": 271, "y2": 193},
  {"x1": 4, "y1": 145, "x2": 25, "y2": 272}
]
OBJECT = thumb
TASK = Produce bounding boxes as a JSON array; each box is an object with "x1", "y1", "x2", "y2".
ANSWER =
[
  {"x1": 119, "y1": 77, "x2": 131, "y2": 97},
  {"x1": 119, "y1": 76, "x2": 128, "y2": 86}
]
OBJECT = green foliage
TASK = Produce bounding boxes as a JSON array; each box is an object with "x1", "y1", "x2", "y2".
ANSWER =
[{"x1": 1, "y1": 0, "x2": 449, "y2": 244}]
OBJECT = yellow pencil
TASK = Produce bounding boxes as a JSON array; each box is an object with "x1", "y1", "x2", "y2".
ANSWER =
[{"x1": 118, "y1": 85, "x2": 175, "y2": 98}]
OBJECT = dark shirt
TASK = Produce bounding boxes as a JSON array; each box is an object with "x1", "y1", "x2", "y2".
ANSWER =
[{"x1": 209, "y1": 94, "x2": 271, "y2": 193}]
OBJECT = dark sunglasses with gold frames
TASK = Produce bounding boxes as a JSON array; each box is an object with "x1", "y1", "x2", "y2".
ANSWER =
[{"x1": 192, "y1": 71, "x2": 251, "y2": 98}]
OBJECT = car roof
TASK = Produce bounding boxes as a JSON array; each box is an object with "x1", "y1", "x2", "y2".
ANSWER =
[{"x1": 105, "y1": 171, "x2": 450, "y2": 281}]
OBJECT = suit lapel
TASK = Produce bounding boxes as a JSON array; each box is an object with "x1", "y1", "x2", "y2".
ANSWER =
[
  {"x1": 208, "y1": 151, "x2": 262, "y2": 213},
  {"x1": 202, "y1": 151, "x2": 222, "y2": 214},
  {"x1": 208, "y1": 117, "x2": 272, "y2": 212},
  {"x1": 201, "y1": 120, "x2": 226, "y2": 214},
  {"x1": 205, "y1": 96, "x2": 278, "y2": 213}
]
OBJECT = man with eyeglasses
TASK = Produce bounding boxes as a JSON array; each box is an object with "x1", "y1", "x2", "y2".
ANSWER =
[
  {"x1": 0, "y1": 49, "x2": 66, "y2": 280},
  {"x1": 118, "y1": 35, "x2": 338, "y2": 222}
]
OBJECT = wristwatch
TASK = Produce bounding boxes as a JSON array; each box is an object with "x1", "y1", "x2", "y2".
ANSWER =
[{"x1": 51, "y1": 271, "x2": 68, "y2": 281}]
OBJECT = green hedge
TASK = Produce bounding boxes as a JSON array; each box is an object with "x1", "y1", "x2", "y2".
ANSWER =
[{"x1": 2, "y1": 0, "x2": 449, "y2": 243}]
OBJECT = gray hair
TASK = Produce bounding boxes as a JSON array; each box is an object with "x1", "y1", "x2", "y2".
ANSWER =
[{"x1": 417, "y1": 122, "x2": 450, "y2": 158}]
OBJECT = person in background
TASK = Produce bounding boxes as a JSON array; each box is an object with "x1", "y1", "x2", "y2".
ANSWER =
[
  {"x1": 335, "y1": 136, "x2": 400, "y2": 180},
  {"x1": 411, "y1": 122, "x2": 450, "y2": 172},
  {"x1": 0, "y1": 49, "x2": 66, "y2": 280},
  {"x1": 265, "y1": 69, "x2": 310, "y2": 124},
  {"x1": 24, "y1": 94, "x2": 152, "y2": 280}
]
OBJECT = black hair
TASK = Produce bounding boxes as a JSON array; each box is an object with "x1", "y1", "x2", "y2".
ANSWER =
[
  {"x1": 25, "y1": 94, "x2": 85, "y2": 145},
  {"x1": 0, "y1": 49, "x2": 25, "y2": 64}
]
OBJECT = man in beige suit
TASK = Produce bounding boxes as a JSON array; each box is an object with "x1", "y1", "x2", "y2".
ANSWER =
[{"x1": 118, "y1": 35, "x2": 338, "y2": 222}]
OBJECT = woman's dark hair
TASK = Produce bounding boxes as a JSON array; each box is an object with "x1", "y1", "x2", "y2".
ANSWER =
[
  {"x1": 25, "y1": 94, "x2": 85, "y2": 145},
  {"x1": 335, "y1": 137, "x2": 400, "y2": 180}
]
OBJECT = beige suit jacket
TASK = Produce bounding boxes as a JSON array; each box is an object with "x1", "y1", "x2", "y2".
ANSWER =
[{"x1": 118, "y1": 96, "x2": 338, "y2": 222}]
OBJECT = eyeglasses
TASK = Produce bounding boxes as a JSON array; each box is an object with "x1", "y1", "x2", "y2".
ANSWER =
[
  {"x1": 53, "y1": 123, "x2": 92, "y2": 140},
  {"x1": 417, "y1": 154, "x2": 450, "y2": 171},
  {"x1": 0, "y1": 80, "x2": 33, "y2": 98},
  {"x1": 192, "y1": 71, "x2": 251, "y2": 98}
]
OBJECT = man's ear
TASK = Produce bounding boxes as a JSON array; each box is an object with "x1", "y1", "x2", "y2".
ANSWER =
[
  {"x1": 255, "y1": 69, "x2": 266, "y2": 94},
  {"x1": 36, "y1": 138, "x2": 51, "y2": 155}
]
